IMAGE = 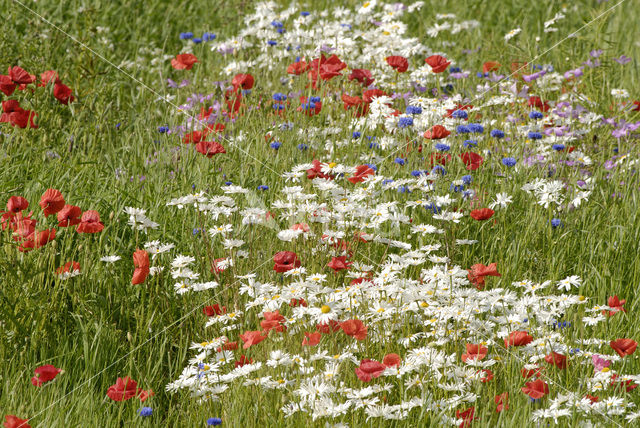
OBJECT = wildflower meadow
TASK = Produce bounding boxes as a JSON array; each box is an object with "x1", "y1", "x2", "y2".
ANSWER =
[{"x1": 2, "y1": 0, "x2": 640, "y2": 427}]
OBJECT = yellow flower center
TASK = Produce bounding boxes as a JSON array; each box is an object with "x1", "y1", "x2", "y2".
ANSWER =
[{"x1": 321, "y1": 305, "x2": 331, "y2": 313}]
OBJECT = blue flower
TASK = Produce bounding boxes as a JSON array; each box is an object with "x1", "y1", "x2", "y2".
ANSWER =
[
  {"x1": 398, "y1": 117, "x2": 414, "y2": 128},
  {"x1": 267, "y1": 40, "x2": 278, "y2": 46},
  {"x1": 528, "y1": 132, "x2": 543, "y2": 140},
  {"x1": 365, "y1": 163, "x2": 377, "y2": 171},
  {"x1": 425, "y1": 203, "x2": 441, "y2": 214},
  {"x1": 309, "y1": 96, "x2": 321, "y2": 103},
  {"x1": 179, "y1": 32, "x2": 194, "y2": 40},
  {"x1": 461, "y1": 175, "x2": 473, "y2": 184},
  {"x1": 297, "y1": 143, "x2": 308, "y2": 151},
  {"x1": 352, "y1": 131, "x2": 361, "y2": 139},
  {"x1": 463, "y1": 140, "x2": 478, "y2": 148},
  {"x1": 270, "y1": 141, "x2": 282, "y2": 150},
  {"x1": 462, "y1": 189, "x2": 475, "y2": 199},
  {"x1": 502, "y1": 157, "x2": 517, "y2": 167},
  {"x1": 192, "y1": 38, "x2": 203, "y2": 44},
  {"x1": 300, "y1": 11, "x2": 310, "y2": 16},
  {"x1": 158, "y1": 126, "x2": 169, "y2": 133},
  {"x1": 434, "y1": 143, "x2": 450, "y2": 152},
  {"x1": 272, "y1": 92, "x2": 286, "y2": 101},
  {"x1": 431, "y1": 165, "x2": 446, "y2": 176},
  {"x1": 451, "y1": 109, "x2": 468, "y2": 119},
  {"x1": 467, "y1": 123, "x2": 484, "y2": 133},
  {"x1": 368, "y1": 142, "x2": 379, "y2": 149},
  {"x1": 203, "y1": 32, "x2": 216, "y2": 42},
  {"x1": 410, "y1": 170, "x2": 426, "y2": 177},
  {"x1": 394, "y1": 157, "x2": 405, "y2": 166},
  {"x1": 257, "y1": 185, "x2": 269, "y2": 191},
  {"x1": 207, "y1": 418, "x2": 223, "y2": 426},
  {"x1": 271, "y1": 20, "x2": 284, "y2": 28},
  {"x1": 138, "y1": 407, "x2": 153, "y2": 417},
  {"x1": 490, "y1": 129, "x2": 505, "y2": 138},
  {"x1": 382, "y1": 179, "x2": 394, "y2": 186},
  {"x1": 224, "y1": 181, "x2": 232, "y2": 186},
  {"x1": 456, "y1": 125, "x2": 470, "y2": 133},
  {"x1": 406, "y1": 105, "x2": 422, "y2": 115},
  {"x1": 398, "y1": 185, "x2": 411, "y2": 193},
  {"x1": 529, "y1": 111, "x2": 543, "y2": 119},
  {"x1": 450, "y1": 183, "x2": 464, "y2": 192},
  {"x1": 551, "y1": 218, "x2": 562, "y2": 228},
  {"x1": 193, "y1": 228, "x2": 201, "y2": 235},
  {"x1": 552, "y1": 144, "x2": 565, "y2": 151},
  {"x1": 272, "y1": 104, "x2": 285, "y2": 111},
  {"x1": 449, "y1": 67, "x2": 461, "y2": 73}
]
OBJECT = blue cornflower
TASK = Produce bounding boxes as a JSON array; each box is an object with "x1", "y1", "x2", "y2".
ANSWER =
[
  {"x1": 502, "y1": 157, "x2": 517, "y2": 167},
  {"x1": 297, "y1": 143, "x2": 308, "y2": 151},
  {"x1": 352, "y1": 131, "x2": 361, "y2": 139},
  {"x1": 529, "y1": 111, "x2": 543, "y2": 119},
  {"x1": 462, "y1": 189, "x2": 475, "y2": 199},
  {"x1": 193, "y1": 228, "x2": 201, "y2": 235},
  {"x1": 528, "y1": 131, "x2": 543, "y2": 140},
  {"x1": 398, "y1": 185, "x2": 411, "y2": 193},
  {"x1": 115, "y1": 123, "x2": 121, "y2": 129},
  {"x1": 138, "y1": 407, "x2": 153, "y2": 417},
  {"x1": 368, "y1": 142, "x2": 380, "y2": 149},
  {"x1": 277, "y1": 28, "x2": 286, "y2": 34},
  {"x1": 463, "y1": 140, "x2": 478, "y2": 148},
  {"x1": 365, "y1": 163, "x2": 377, "y2": 171},
  {"x1": 450, "y1": 183, "x2": 465, "y2": 192},
  {"x1": 309, "y1": 96, "x2": 321, "y2": 103},
  {"x1": 461, "y1": 175, "x2": 473, "y2": 184},
  {"x1": 434, "y1": 143, "x2": 450, "y2": 152},
  {"x1": 410, "y1": 170, "x2": 426, "y2": 177},
  {"x1": 451, "y1": 109, "x2": 468, "y2": 119},
  {"x1": 456, "y1": 125, "x2": 470, "y2": 133},
  {"x1": 192, "y1": 37, "x2": 203, "y2": 44},
  {"x1": 300, "y1": 11, "x2": 310, "y2": 16},
  {"x1": 207, "y1": 418, "x2": 222, "y2": 426},
  {"x1": 398, "y1": 117, "x2": 414, "y2": 128},
  {"x1": 272, "y1": 92, "x2": 287, "y2": 101},
  {"x1": 179, "y1": 32, "x2": 194, "y2": 40},
  {"x1": 425, "y1": 203, "x2": 441, "y2": 214},
  {"x1": 382, "y1": 179, "x2": 394, "y2": 186},
  {"x1": 270, "y1": 141, "x2": 282, "y2": 150},
  {"x1": 449, "y1": 67, "x2": 461, "y2": 73},
  {"x1": 394, "y1": 157, "x2": 405, "y2": 166},
  {"x1": 271, "y1": 20, "x2": 283, "y2": 28},
  {"x1": 490, "y1": 129, "x2": 505, "y2": 138},
  {"x1": 366, "y1": 136, "x2": 376, "y2": 141},
  {"x1": 158, "y1": 126, "x2": 169, "y2": 133},
  {"x1": 467, "y1": 123, "x2": 484, "y2": 133},
  {"x1": 569, "y1": 348, "x2": 581, "y2": 355},
  {"x1": 257, "y1": 185, "x2": 269, "y2": 191},
  {"x1": 406, "y1": 105, "x2": 422, "y2": 115},
  {"x1": 552, "y1": 144, "x2": 565, "y2": 152},
  {"x1": 476, "y1": 72, "x2": 489, "y2": 78},
  {"x1": 272, "y1": 104, "x2": 285, "y2": 111},
  {"x1": 203, "y1": 32, "x2": 216, "y2": 41},
  {"x1": 431, "y1": 165, "x2": 447, "y2": 175},
  {"x1": 551, "y1": 218, "x2": 562, "y2": 228},
  {"x1": 267, "y1": 40, "x2": 278, "y2": 46}
]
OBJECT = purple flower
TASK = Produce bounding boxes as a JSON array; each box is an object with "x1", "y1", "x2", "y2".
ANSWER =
[
  {"x1": 612, "y1": 128, "x2": 628, "y2": 138},
  {"x1": 590, "y1": 49, "x2": 603, "y2": 58},
  {"x1": 582, "y1": 58, "x2": 601, "y2": 68},
  {"x1": 563, "y1": 67, "x2": 583, "y2": 79},
  {"x1": 613, "y1": 55, "x2": 632, "y2": 65}
]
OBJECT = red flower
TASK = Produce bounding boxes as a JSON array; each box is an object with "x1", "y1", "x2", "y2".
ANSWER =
[
  {"x1": 347, "y1": 165, "x2": 375, "y2": 184},
  {"x1": 341, "y1": 94, "x2": 368, "y2": 117},
  {"x1": 528, "y1": 96, "x2": 550, "y2": 112},
  {"x1": 56, "y1": 261, "x2": 80, "y2": 276},
  {"x1": 8, "y1": 66, "x2": 35, "y2": 85},
  {"x1": 195, "y1": 141, "x2": 226, "y2": 158},
  {"x1": 505, "y1": 331, "x2": 533, "y2": 347},
  {"x1": 0, "y1": 101, "x2": 37, "y2": 128},
  {"x1": 302, "y1": 331, "x2": 322, "y2": 346},
  {"x1": 57, "y1": 205, "x2": 82, "y2": 227},
  {"x1": 0, "y1": 75, "x2": 17, "y2": 96},
  {"x1": 470, "y1": 208, "x2": 494, "y2": 221},
  {"x1": 203, "y1": 304, "x2": 226, "y2": 317},
  {"x1": 495, "y1": 392, "x2": 509, "y2": 412},
  {"x1": 482, "y1": 62, "x2": 501, "y2": 74},
  {"x1": 467, "y1": 263, "x2": 501, "y2": 289},
  {"x1": 522, "y1": 379, "x2": 549, "y2": 399},
  {"x1": 138, "y1": 389, "x2": 154, "y2": 402},
  {"x1": 604, "y1": 295, "x2": 626, "y2": 316},
  {"x1": 232, "y1": 73, "x2": 255, "y2": 90},
  {"x1": 425, "y1": 55, "x2": 451, "y2": 73},
  {"x1": 340, "y1": 319, "x2": 368, "y2": 340},
  {"x1": 456, "y1": 407, "x2": 476, "y2": 428},
  {"x1": 5, "y1": 196, "x2": 28, "y2": 214},
  {"x1": 585, "y1": 394, "x2": 599, "y2": 404},
  {"x1": 53, "y1": 82, "x2": 75, "y2": 105},
  {"x1": 235, "y1": 355, "x2": 254, "y2": 368},
  {"x1": 385, "y1": 56, "x2": 409, "y2": 73},
  {"x1": 362, "y1": 89, "x2": 386, "y2": 103},
  {"x1": 289, "y1": 298, "x2": 308, "y2": 307},
  {"x1": 239, "y1": 330, "x2": 268, "y2": 349},
  {"x1": 355, "y1": 359, "x2": 386, "y2": 382},
  {"x1": 39, "y1": 70, "x2": 60, "y2": 86},
  {"x1": 479, "y1": 369, "x2": 494, "y2": 382},
  {"x1": 429, "y1": 153, "x2": 451, "y2": 167},
  {"x1": 287, "y1": 61, "x2": 309, "y2": 75},
  {"x1": 306, "y1": 159, "x2": 335, "y2": 180},
  {"x1": 39, "y1": 189, "x2": 65, "y2": 217},
  {"x1": 3, "y1": 415, "x2": 30, "y2": 428},
  {"x1": 106, "y1": 376, "x2": 140, "y2": 401},
  {"x1": 348, "y1": 68, "x2": 374, "y2": 86},
  {"x1": 171, "y1": 53, "x2": 198, "y2": 70},
  {"x1": 423, "y1": 125, "x2": 450, "y2": 139},
  {"x1": 273, "y1": 251, "x2": 301, "y2": 272},
  {"x1": 610, "y1": 339, "x2": 637, "y2": 358},
  {"x1": 459, "y1": 152, "x2": 484, "y2": 170},
  {"x1": 316, "y1": 320, "x2": 341, "y2": 334},
  {"x1": 545, "y1": 352, "x2": 568, "y2": 369},
  {"x1": 260, "y1": 310, "x2": 286, "y2": 333},
  {"x1": 382, "y1": 353, "x2": 401, "y2": 367},
  {"x1": 610, "y1": 373, "x2": 638, "y2": 393},
  {"x1": 77, "y1": 210, "x2": 104, "y2": 233},
  {"x1": 31, "y1": 364, "x2": 62, "y2": 386},
  {"x1": 327, "y1": 256, "x2": 352, "y2": 271},
  {"x1": 521, "y1": 366, "x2": 544, "y2": 379},
  {"x1": 183, "y1": 130, "x2": 208, "y2": 144},
  {"x1": 132, "y1": 249, "x2": 150, "y2": 285},
  {"x1": 20, "y1": 228, "x2": 56, "y2": 252},
  {"x1": 461, "y1": 343, "x2": 488, "y2": 362}
]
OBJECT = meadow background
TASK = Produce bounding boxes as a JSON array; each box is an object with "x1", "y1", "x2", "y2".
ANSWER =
[{"x1": 1, "y1": 0, "x2": 640, "y2": 426}]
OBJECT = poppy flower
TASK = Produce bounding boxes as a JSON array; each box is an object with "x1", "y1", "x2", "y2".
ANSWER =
[
  {"x1": 289, "y1": 298, "x2": 307, "y2": 307},
  {"x1": 362, "y1": 88, "x2": 386, "y2": 103},
  {"x1": 195, "y1": 141, "x2": 226, "y2": 158},
  {"x1": 382, "y1": 353, "x2": 401, "y2": 367},
  {"x1": 39, "y1": 70, "x2": 60, "y2": 86},
  {"x1": 610, "y1": 338, "x2": 637, "y2": 357},
  {"x1": 425, "y1": 55, "x2": 451, "y2": 73},
  {"x1": 3, "y1": 415, "x2": 30, "y2": 428},
  {"x1": 459, "y1": 152, "x2": 484, "y2": 170},
  {"x1": 610, "y1": 374, "x2": 638, "y2": 393},
  {"x1": 138, "y1": 389, "x2": 155, "y2": 402},
  {"x1": 0, "y1": 101, "x2": 38, "y2": 128},
  {"x1": 56, "y1": 261, "x2": 80, "y2": 276},
  {"x1": 171, "y1": 53, "x2": 198, "y2": 70},
  {"x1": 30, "y1": 364, "x2": 62, "y2": 387},
  {"x1": 355, "y1": 359, "x2": 386, "y2": 382},
  {"x1": 585, "y1": 394, "x2": 599, "y2": 404},
  {"x1": 505, "y1": 331, "x2": 533, "y2": 347},
  {"x1": 327, "y1": 256, "x2": 352, "y2": 271},
  {"x1": 340, "y1": 319, "x2": 368, "y2": 340},
  {"x1": 470, "y1": 208, "x2": 494, "y2": 221},
  {"x1": 39, "y1": 189, "x2": 65, "y2": 217},
  {"x1": 232, "y1": 73, "x2": 254, "y2": 90},
  {"x1": 132, "y1": 249, "x2": 150, "y2": 285},
  {"x1": 467, "y1": 262, "x2": 501, "y2": 290},
  {"x1": 456, "y1": 407, "x2": 476, "y2": 428},
  {"x1": 302, "y1": 331, "x2": 322, "y2": 346},
  {"x1": 0, "y1": 75, "x2": 17, "y2": 96},
  {"x1": 482, "y1": 61, "x2": 501, "y2": 73},
  {"x1": 347, "y1": 165, "x2": 375, "y2": 184},
  {"x1": 348, "y1": 68, "x2": 374, "y2": 86},
  {"x1": 287, "y1": 60, "x2": 309, "y2": 75},
  {"x1": 545, "y1": 352, "x2": 567, "y2": 369},
  {"x1": 429, "y1": 153, "x2": 451, "y2": 167},
  {"x1": 57, "y1": 205, "x2": 82, "y2": 227},
  {"x1": 495, "y1": 392, "x2": 509, "y2": 412},
  {"x1": 203, "y1": 304, "x2": 226, "y2": 317},
  {"x1": 20, "y1": 228, "x2": 56, "y2": 252},
  {"x1": 235, "y1": 355, "x2": 254, "y2": 367},
  {"x1": 76, "y1": 210, "x2": 104, "y2": 233},
  {"x1": 260, "y1": 310, "x2": 286, "y2": 333},
  {"x1": 8, "y1": 66, "x2": 35, "y2": 85},
  {"x1": 604, "y1": 295, "x2": 626, "y2": 316},
  {"x1": 273, "y1": 251, "x2": 301, "y2": 272},
  {"x1": 341, "y1": 94, "x2": 368, "y2": 116},
  {"x1": 183, "y1": 130, "x2": 208, "y2": 144},
  {"x1": 527, "y1": 96, "x2": 550, "y2": 112},
  {"x1": 53, "y1": 82, "x2": 75, "y2": 105},
  {"x1": 461, "y1": 343, "x2": 488, "y2": 362},
  {"x1": 239, "y1": 330, "x2": 268, "y2": 349},
  {"x1": 316, "y1": 320, "x2": 341, "y2": 334},
  {"x1": 522, "y1": 379, "x2": 549, "y2": 399},
  {"x1": 385, "y1": 56, "x2": 409, "y2": 72},
  {"x1": 5, "y1": 196, "x2": 28, "y2": 215},
  {"x1": 479, "y1": 369, "x2": 494, "y2": 382},
  {"x1": 423, "y1": 125, "x2": 451, "y2": 139},
  {"x1": 521, "y1": 366, "x2": 544, "y2": 379},
  {"x1": 106, "y1": 377, "x2": 142, "y2": 402}
]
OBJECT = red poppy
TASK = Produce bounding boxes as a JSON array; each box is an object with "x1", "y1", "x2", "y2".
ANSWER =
[
  {"x1": 585, "y1": 394, "x2": 599, "y2": 404},
  {"x1": 425, "y1": 55, "x2": 451, "y2": 73},
  {"x1": 429, "y1": 152, "x2": 451, "y2": 166},
  {"x1": 30, "y1": 364, "x2": 62, "y2": 387},
  {"x1": 232, "y1": 73, "x2": 254, "y2": 90},
  {"x1": 461, "y1": 343, "x2": 488, "y2": 362},
  {"x1": 522, "y1": 379, "x2": 549, "y2": 399},
  {"x1": 5, "y1": 196, "x2": 28, "y2": 214},
  {"x1": 327, "y1": 256, "x2": 352, "y2": 271},
  {"x1": 289, "y1": 298, "x2": 308, "y2": 307},
  {"x1": 423, "y1": 125, "x2": 450, "y2": 139},
  {"x1": 348, "y1": 68, "x2": 374, "y2": 86},
  {"x1": 132, "y1": 249, "x2": 150, "y2": 285},
  {"x1": 479, "y1": 369, "x2": 494, "y2": 382},
  {"x1": 355, "y1": 359, "x2": 386, "y2": 382},
  {"x1": 362, "y1": 88, "x2": 387, "y2": 103},
  {"x1": 495, "y1": 392, "x2": 509, "y2": 412},
  {"x1": 239, "y1": 330, "x2": 268, "y2": 349},
  {"x1": 39, "y1": 70, "x2": 60, "y2": 86},
  {"x1": 235, "y1": 355, "x2": 254, "y2": 367},
  {"x1": 467, "y1": 262, "x2": 501, "y2": 290},
  {"x1": 528, "y1": 96, "x2": 550, "y2": 112},
  {"x1": 107, "y1": 376, "x2": 141, "y2": 401},
  {"x1": 0, "y1": 100, "x2": 38, "y2": 128},
  {"x1": 470, "y1": 208, "x2": 494, "y2": 221},
  {"x1": 0, "y1": 75, "x2": 17, "y2": 96},
  {"x1": 56, "y1": 261, "x2": 80, "y2": 276},
  {"x1": 382, "y1": 353, "x2": 401, "y2": 367},
  {"x1": 459, "y1": 152, "x2": 484, "y2": 170},
  {"x1": 211, "y1": 257, "x2": 230, "y2": 274},
  {"x1": 521, "y1": 366, "x2": 544, "y2": 379},
  {"x1": 53, "y1": 82, "x2": 75, "y2": 105},
  {"x1": 604, "y1": 295, "x2": 626, "y2": 316},
  {"x1": 347, "y1": 165, "x2": 375, "y2": 184},
  {"x1": 544, "y1": 351, "x2": 567, "y2": 369},
  {"x1": 610, "y1": 374, "x2": 638, "y2": 393},
  {"x1": 260, "y1": 310, "x2": 286, "y2": 333},
  {"x1": 9, "y1": 213, "x2": 36, "y2": 239},
  {"x1": 385, "y1": 56, "x2": 409, "y2": 73},
  {"x1": 20, "y1": 228, "x2": 56, "y2": 252},
  {"x1": 77, "y1": 210, "x2": 104, "y2": 233},
  {"x1": 222, "y1": 341, "x2": 238, "y2": 351},
  {"x1": 273, "y1": 251, "x2": 301, "y2": 272},
  {"x1": 610, "y1": 339, "x2": 637, "y2": 357},
  {"x1": 138, "y1": 389, "x2": 154, "y2": 402},
  {"x1": 203, "y1": 304, "x2": 226, "y2": 317},
  {"x1": 302, "y1": 331, "x2": 322, "y2": 346},
  {"x1": 456, "y1": 407, "x2": 476, "y2": 428},
  {"x1": 183, "y1": 130, "x2": 208, "y2": 144},
  {"x1": 287, "y1": 61, "x2": 309, "y2": 75},
  {"x1": 171, "y1": 53, "x2": 198, "y2": 70},
  {"x1": 482, "y1": 62, "x2": 501, "y2": 74},
  {"x1": 340, "y1": 319, "x2": 368, "y2": 340},
  {"x1": 8, "y1": 66, "x2": 35, "y2": 85},
  {"x1": 3, "y1": 415, "x2": 30, "y2": 428},
  {"x1": 57, "y1": 205, "x2": 82, "y2": 227},
  {"x1": 505, "y1": 331, "x2": 533, "y2": 347},
  {"x1": 195, "y1": 141, "x2": 226, "y2": 158},
  {"x1": 39, "y1": 189, "x2": 65, "y2": 217}
]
